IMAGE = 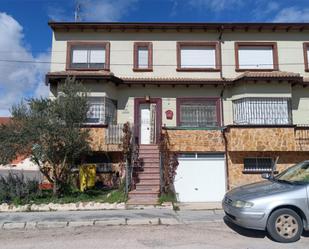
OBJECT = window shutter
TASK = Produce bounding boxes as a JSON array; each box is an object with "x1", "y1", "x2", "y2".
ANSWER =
[
  {"x1": 238, "y1": 46, "x2": 274, "y2": 69},
  {"x1": 138, "y1": 47, "x2": 149, "y2": 68},
  {"x1": 307, "y1": 48, "x2": 309, "y2": 67},
  {"x1": 89, "y1": 48, "x2": 106, "y2": 64},
  {"x1": 72, "y1": 48, "x2": 88, "y2": 63},
  {"x1": 180, "y1": 46, "x2": 216, "y2": 68}
]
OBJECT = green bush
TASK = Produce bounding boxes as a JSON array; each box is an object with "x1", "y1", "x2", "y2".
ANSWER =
[{"x1": 0, "y1": 172, "x2": 41, "y2": 205}]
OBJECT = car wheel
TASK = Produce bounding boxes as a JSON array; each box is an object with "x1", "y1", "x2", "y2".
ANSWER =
[{"x1": 267, "y1": 208, "x2": 303, "y2": 243}]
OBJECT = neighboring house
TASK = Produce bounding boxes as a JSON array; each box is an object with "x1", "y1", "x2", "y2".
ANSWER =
[
  {"x1": 46, "y1": 22, "x2": 309, "y2": 204},
  {"x1": 0, "y1": 117, "x2": 38, "y2": 171}
]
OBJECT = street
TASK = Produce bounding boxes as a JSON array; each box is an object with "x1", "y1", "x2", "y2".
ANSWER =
[{"x1": 0, "y1": 219, "x2": 308, "y2": 249}]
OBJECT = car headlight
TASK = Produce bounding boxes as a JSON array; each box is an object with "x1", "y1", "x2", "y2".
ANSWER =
[{"x1": 231, "y1": 200, "x2": 254, "y2": 208}]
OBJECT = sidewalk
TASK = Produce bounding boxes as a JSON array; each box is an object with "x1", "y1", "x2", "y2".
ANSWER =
[{"x1": 0, "y1": 209, "x2": 224, "y2": 230}]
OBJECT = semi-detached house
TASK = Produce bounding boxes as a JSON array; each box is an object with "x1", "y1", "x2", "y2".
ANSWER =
[{"x1": 46, "y1": 22, "x2": 309, "y2": 205}]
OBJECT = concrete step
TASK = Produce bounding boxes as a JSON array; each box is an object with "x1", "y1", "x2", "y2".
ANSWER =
[
  {"x1": 138, "y1": 174, "x2": 160, "y2": 180},
  {"x1": 129, "y1": 189, "x2": 159, "y2": 195},
  {"x1": 139, "y1": 153, "x2": 160, "y2": 159},
  {"x1": 139, "y1": 145, "x2": 159, "y2": 150},
  {"x1": 137, "y1": 179, "x2": 160, "y2": 185},
  {"x1": 141, "y1": 158, "x2": 160, "y2": 163},
  {"x1": 135, "y1": 185, "x2": 160, "y2": 192},
  {"x1": 126, "y1": 199, "x2": 158, "y2": 205},
  {"x1": 141, "y1": 168, "x2": 160, "y2": 174},
  {"x1": 143, "y1": 162, "x2": 160, "y2": 169},
  {"x1": 128, "y1": 193, "x2": 159, "y2": 199}
]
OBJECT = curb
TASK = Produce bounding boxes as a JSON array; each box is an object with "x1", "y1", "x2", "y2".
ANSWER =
[{"x1": 0, "y1": 217, "x2": 181, "y2": 231}]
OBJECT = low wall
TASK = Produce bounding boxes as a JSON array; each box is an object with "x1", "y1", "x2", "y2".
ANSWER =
[
  {"x1": 226, "y1": 127, "x2": 296, "y2": 152},
  {"x1": 165, "y1": 129, "x2": 225, "y2": 152},
  {"x1": 88, "y1": 127, "x2": 121, "y2": 152}
]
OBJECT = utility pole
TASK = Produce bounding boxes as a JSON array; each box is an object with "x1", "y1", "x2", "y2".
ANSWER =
[{"x1": 74, "y1": 1, "x2": 81, "y2": 22}]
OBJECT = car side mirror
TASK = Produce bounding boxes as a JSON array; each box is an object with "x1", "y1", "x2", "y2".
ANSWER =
[{"x1": 262, "y1": 173, "x2": 272, "y2": 180}]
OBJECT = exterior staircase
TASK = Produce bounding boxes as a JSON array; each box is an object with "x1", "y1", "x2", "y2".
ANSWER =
[{"x1": 127, "y1": 144, "x2": 160, "y2": 205}]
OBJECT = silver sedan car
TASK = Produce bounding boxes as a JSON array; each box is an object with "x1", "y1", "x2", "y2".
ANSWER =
[{"x1": 222, "y1": 160, "x2": 309, "y2": 243}]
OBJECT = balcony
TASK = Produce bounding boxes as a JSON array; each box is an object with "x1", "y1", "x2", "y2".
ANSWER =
[
  {"x1": 88, "y1": 124, "x2": 124, "y2": 152},
  {"x1": 226, "y1": 125, "x2": 309, "y2": 152}
]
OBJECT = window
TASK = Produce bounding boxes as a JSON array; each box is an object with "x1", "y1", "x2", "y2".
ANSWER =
[
  {"x1": 243, "y1": 158, "x2": 274, "y2": 173},
  {"x1": 177, "y1": 42, "x2": 220, "y2": 71},
  {"x1": 233, "y1": 98, "x2": 292, "y2": 125},
  {"x1": 303, "y1": 43, "x2": 309, "y2": 72},
  {"x1": 133, "y1": 42, "x2": 152, "y2": 71},
  {"x1": 67, "y1": 42, "x2": 110, "y2": 70},
  {"x1": 86, "y1": 97, "x2": 117, "y2": 125},
  {"x1": 235, "y1": 42, "x2": 278, "y2": 71},
  {"x1": 177, "y1": 98, "x2": 221, "y2": 127}
]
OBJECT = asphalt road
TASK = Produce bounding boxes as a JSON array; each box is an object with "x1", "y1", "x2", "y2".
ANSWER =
[{"x1": 0, "y1": 221, "x2": 308, "y2": 249}]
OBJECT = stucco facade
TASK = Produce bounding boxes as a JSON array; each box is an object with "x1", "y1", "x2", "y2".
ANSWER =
[{"x1": 47, "y1": 22, "x2": 309, "y2": 193}]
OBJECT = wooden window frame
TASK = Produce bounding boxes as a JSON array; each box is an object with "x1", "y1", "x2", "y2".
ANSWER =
[
  {"x1": 176, "y1": 97, "x2": 222, "y2": 127},
  {"x1": 66, "y1": 41, "x2": 110, "y2": 71},
  {"x1": 235, "y1": 42, "x2": 279, "y2": 72},
  {"x1": 303, "y1": 42, "x2": 309, "y2": 72},
  {"x1": 133, "y1": 42, "x2": 153, "y2": 72},
  {"x1": 176, "y1": 42, "x2": 221, "y2": 72}
]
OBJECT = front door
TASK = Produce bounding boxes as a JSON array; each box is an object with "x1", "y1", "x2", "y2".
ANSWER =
[{"x1": 139, "y1": 103, "x2": 157, "y2": 144}]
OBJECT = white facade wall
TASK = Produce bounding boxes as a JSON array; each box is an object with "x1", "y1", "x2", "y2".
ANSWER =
[
  {"x1": 51, "y1": 30, "x2": 309, "y2": 78},
  {"x1": 50, "y1": 29, "x2": 309, "y2": 126}
]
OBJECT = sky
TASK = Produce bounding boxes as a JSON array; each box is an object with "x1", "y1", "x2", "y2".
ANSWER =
[{"x1": 0, "y1": 0, "x2": 309, "y2": 116}]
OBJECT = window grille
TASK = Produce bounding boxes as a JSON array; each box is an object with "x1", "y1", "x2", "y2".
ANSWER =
[
  {"x1": 86, "y1": 97, "x2": 117, "y2": 125},
  {"x1": 179, "y1": 100, "x2": 218, "y2": 127},
  {"x1": 233, "y1": 98, "x2": 292, "y2": 125},
  {"x1": 243, "y1": 157, "x2": 273, "y2": 173}
]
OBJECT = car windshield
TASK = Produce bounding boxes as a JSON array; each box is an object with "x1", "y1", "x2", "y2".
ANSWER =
[{"x1": 275, "y1": 161, "x2": 309, "y2": 185}]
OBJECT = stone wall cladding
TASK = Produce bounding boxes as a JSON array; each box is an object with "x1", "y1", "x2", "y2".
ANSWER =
[
  {"x1": 165, "y1": 129, "x2": 225, "y2": 152},
  {"x1": 295, "y1": 128, "x2": 309, "y2": 151},
  {"x1": 228, "y1": 151, "x2": 309, "y2": 188},
  {"x1": 88, "y1": 127, "x2": 121, "y2": 152},
  {"x1": 226, "y1": 127, "x2": 297, "y2": 152}
]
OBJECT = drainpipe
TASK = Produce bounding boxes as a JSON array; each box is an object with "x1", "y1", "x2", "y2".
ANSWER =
[
  {"x1": 218, "y1": 25, "x2": 224, "y2": 80},
  {"x1": 218, "y1": 26, "x2": 230, "y2": 190},
  {"x1": 222, "y1": 127, "x2": 230, "y2": 191}
]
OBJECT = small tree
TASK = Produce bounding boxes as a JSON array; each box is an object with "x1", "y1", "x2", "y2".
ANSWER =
[{"x1": 0, "y1": 77, "x2": 90, "y2": 196}]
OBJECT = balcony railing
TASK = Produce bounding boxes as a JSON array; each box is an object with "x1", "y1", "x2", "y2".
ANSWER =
[{"x1": 105, "y1": 124, "x2": 124, "y2": 144}]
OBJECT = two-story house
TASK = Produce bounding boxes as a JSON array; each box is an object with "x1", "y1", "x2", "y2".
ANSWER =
[{"x1": 46, "y1": 22, "x2": 309, "y2": 205}]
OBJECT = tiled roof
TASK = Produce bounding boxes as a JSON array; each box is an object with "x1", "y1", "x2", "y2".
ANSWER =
[
  {"x1": 0, "y1": 117, "x2": 11, "y2": 125},
  {"x1": 47, "y1": 70, "x2": 113, "y2": 77},
  {"x1": 46, "y1": 70, "x2": 306, "y2": 85},
  {"x1": 234, "y1": 71, "x2": 302, "y2": 80},
  {"x1": 49, "y1": 22, "x2": 309, "y2": 32},
  {"x1": 120, "y1": 77, "x2": 233, "y2": 85},
  {"x1": 46, "y1": 70, "x2": 121, "y2": 85}
]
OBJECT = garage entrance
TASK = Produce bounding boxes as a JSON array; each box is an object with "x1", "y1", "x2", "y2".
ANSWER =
[{"x1": 174, "y1": 153, "x2": 226, "y2": 202}]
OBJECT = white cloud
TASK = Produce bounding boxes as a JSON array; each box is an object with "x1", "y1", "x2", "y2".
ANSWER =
[
  {"x1": 188, "y1": 0, "x2": 244, "y2": 12},
  {"x1": 48, "y1": 0, "x2": 138, "y2": 21},
  {"x1": 0, "y1": 12, "x2": 49, "y2": 117},
  {"x1": 272, "y1": 7, "x2": 309, "y2": 22}
]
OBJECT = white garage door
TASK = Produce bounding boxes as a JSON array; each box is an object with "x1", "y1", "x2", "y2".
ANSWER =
[{"x1": 174, "y1": 153, "x2": 226, "y2": 202}]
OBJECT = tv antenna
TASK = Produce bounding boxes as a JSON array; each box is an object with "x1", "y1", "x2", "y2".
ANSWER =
[{"x1": 74, "y1": 1, "x2": 82, "y2": 22}]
